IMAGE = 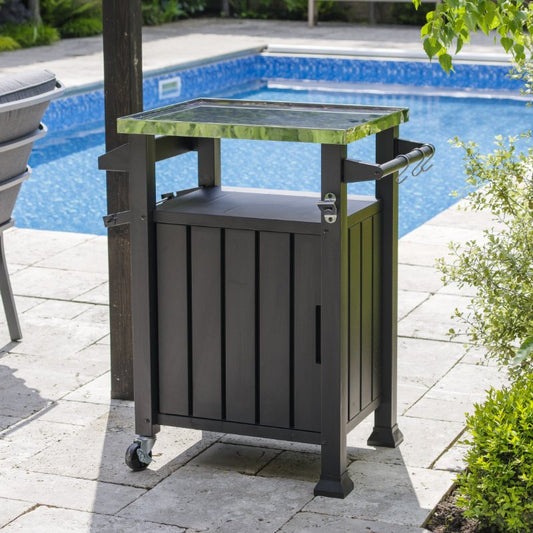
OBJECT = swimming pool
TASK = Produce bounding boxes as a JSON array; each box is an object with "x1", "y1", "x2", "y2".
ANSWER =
[{"x1": 22, "y1": 52, "x2": 532, "y2": 237}]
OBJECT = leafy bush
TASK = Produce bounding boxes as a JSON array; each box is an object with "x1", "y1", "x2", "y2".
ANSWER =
[
  {"x1": 1, "y1": 22, "x2": 60, "y2": 47},
  {"x1": 59, "y1": 16, "x2": 102, "y2": 37},
  {"x1": 41, "y1": 0, "x2": 101, "y2": 26},
  {"x1": 457, "y1": 376, "x2": 533, "y2": 532},
  {"x1": 142, "y1": 0, "x2": 184, "y2": 25},
  {"x1": 0, "y1": 35, "x2": 21, "y2": 51},
  {"x1": 512, "y1": 61, "x2": 533, "y2": 103},
  {"x1": 436, "y1": 130, "x2": 533, "y2": 381},
  {"x1": 41, "y1": 0, "x2": 102, "y2": 37},
  {"x1": 141, "y1": 0, "x2": 204, "y2": 25}
]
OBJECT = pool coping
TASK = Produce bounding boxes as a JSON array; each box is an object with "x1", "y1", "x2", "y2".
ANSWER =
[{"x1": 266, "y1": 43, "x2": 512, "y2": 65}]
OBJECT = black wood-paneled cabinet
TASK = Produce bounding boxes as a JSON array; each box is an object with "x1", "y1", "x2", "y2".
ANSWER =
[{"x1": 99, "y1": 98, "x2": 435, "y2": 498}]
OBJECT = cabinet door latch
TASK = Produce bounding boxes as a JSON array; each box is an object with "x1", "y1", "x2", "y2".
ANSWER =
[{"x1": 317, "y1": 193, "x2": 337, "y2": 224}]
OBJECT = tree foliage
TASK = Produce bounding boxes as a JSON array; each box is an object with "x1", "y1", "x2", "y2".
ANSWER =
[
  {"x1": 436, "y1": 130, "x2": 533, "y2": 380},
  {"x1": 413, "y1": 0, "x2": 533, "y2": 71}
]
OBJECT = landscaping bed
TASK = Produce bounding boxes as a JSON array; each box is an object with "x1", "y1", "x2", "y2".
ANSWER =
[{"x1": 427, "y1": 488, "x2": 493, "y2": 533}]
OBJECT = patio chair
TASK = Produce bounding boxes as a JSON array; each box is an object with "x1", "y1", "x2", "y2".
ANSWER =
[{"x1": 0, "y1": 70, "x2": 64, "y2": 341}]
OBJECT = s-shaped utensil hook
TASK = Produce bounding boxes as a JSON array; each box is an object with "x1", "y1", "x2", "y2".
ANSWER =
[{"x1": 409, "y1": 144, "x2": 435, "y2": 177}]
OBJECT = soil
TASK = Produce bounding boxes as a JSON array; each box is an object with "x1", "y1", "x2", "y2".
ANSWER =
[{"x1": 426, "y1": 488, "x2": 498, "y2": 533}]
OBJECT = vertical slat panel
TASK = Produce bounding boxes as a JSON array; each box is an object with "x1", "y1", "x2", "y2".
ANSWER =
[
  {"x1": 348, "y1": 224, "x2": 361, "y2": 420},
  {"x1": 361, "y1": 217, "x2": 373, "y2": 409},
  {"x1": 259, "y1": 231, "x2": 290, "y2": 427},
  {"x1": 372, "y1": 214, "x2": 382, "y2": 401},
  {"x1": 225, "y1": 229, "x2": 256, "y2": 423},
  {"x1": 157, "y1": 224, "x2": 189, "y2": 415},
  {"x1": 294, "y1": 234, "x2": 321, "y2": 432},
  {"x1": 191, "y1": 226, "x2": 222, "y2": 419}
]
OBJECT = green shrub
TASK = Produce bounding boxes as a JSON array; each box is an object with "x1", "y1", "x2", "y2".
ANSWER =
[
  {"x1": 59, "y1": 16, "x2": 102, "y2": 37},
  {"x1": 457, "y1": 376, "x2": 533, "y2": 532},
  {"x1": 179, "y1": 0, "x2": 205, "y2": 16},
  {"x1": 0, "y1": 35, "x2": 21, "y2": 51},
  {"x1": 41, "y1": 0, "x2": 101, "y2": 29},
  {"x1": 436, "y1": 130, "x2": 533, "y2": 380},
  {"x1": 141, "y1": 0, "x2": 204, "y2": 25},
  {"x1": 1, "y1": 22, "x2": 60, "y2": 47},
  {"x1": 142, "y1": 0, "x2": 184, "y2": 25}
]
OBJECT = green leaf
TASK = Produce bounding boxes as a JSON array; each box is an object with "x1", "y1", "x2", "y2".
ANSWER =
[
  {"x1": 412, "y1": 0, "x2": 421, "y2": 9},
  {"x1": 500, "y1": 36, "x2": 514, "y2": 53},
  {"x1": 513, "y1": 336, "x2": 533, "y2": 366},
  {"x1": 456, "y1": 37, "x2": 464, "y2": 54},
  {"x1": 423, "y1": 37, "x2": 442, "y2": 59},
  {"x1": 513, "y1": 43, "x2": 525, "y2": 62},
  {"x1": 453, "y1": 17, "x2": 464, "y2": 34},
  {"x1": 463, "y1": 12, "x2": 477, "y2": 31},
  {"x1": 438, "y1": 52, "x2": 453, "y2": 73},
  {"x1": 421, "y1": 21, "x2": 432, "y2": 37},
  {"x1": 483, "y1": 8, "x2": 498, "y2": 32}
]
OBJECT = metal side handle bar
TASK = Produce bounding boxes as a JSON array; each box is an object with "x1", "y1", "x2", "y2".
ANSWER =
[{"x1": 343, "y1": 142, "x2": 435, "y2": 183}]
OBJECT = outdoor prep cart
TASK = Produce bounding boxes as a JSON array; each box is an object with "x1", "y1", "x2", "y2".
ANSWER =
[{"x1": 99, "y1": 98, "x2": 435, "y2": 498}]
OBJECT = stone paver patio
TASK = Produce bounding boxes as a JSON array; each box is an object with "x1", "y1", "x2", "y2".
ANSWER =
[{"x1": 0, "y1": 19, "x2": 509, "y2": 532}]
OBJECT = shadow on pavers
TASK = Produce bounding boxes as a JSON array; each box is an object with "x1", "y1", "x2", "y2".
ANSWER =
[
  {"x1": 87, "y1": 400, "x2": 221, "y2": 530},
  {"x1": 88, "y1": 419, "x2": 440, "y2": 531},
  {"x1": 0, "y1": 341, "x2": 51, "y2": 434}
]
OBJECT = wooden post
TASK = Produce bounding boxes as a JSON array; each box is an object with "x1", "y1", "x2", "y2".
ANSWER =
[{"x1": 102, "y1": 0, "x2": 143, "y2": 400}]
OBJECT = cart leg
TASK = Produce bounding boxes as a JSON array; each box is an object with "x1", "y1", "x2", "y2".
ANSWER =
[
  {"x1": 314, "y1": 144, "x2": 354, "y2": 499},
  {"x1": 368, "y1": 128, "x2": 403, "y2": 449},
  {"x1": 128, "y1": 134, "x2": 160, "y2": 440},
  {"x1": 315, "y1": 450, "x2": 354, "y2": 498}
]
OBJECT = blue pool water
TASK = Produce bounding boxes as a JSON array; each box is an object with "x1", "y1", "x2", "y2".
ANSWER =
[{"x1": 21, "y1": 53, "x2": 532, "y2": 237}]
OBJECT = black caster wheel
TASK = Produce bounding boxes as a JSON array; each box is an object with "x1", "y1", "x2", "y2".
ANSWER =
[{"x1": 125, "y1": 442, "x2": 151, "y2": 471}]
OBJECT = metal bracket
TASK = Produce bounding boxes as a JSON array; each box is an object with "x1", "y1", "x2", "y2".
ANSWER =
[
  {"x1": 103, "y1": 210, "x2": 132, "y2": 228},
  {"x1": 98, "y1": 143, "x2": 130, "y2": 172},
  {"x1": 134, "y1": 435, "x2": 156, "y2": 466},
  {"x1": 317, "y1": 193, "x2": 337, "y2": 224},
  {"x1": 343, "y1": 159, "x2": 383, "y2": 182}
]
